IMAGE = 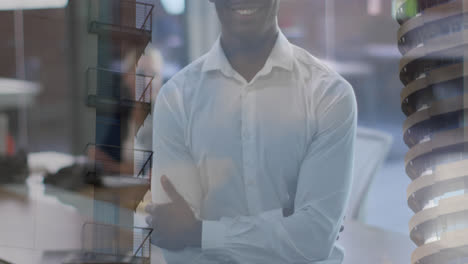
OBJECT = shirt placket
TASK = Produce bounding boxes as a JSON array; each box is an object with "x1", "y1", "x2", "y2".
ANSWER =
[{"x1": 241, "y1": 85, "x2": 261, "y2": 215}]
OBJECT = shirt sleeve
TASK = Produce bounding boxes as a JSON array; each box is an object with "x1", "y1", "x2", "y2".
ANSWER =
[
  {"x1": 202, "y1": 77, "x2": 357, "y2": 263},
  {"x1": 151, "y1": 81, "x2": 203, "y2": 216}
]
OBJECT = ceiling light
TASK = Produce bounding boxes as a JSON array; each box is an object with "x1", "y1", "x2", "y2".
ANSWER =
[
  {"x1": 0, "y1": 0, "x2": 68, "y2": 10},
  {"x1": 367, "y1": 0, "x2": 382, "y2": 16},
  {"x1": 161, "y1": 0, "x2": 185, "y2": 15}
]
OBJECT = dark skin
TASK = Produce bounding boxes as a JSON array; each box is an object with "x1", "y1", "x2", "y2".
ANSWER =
[
  {"x1": 146, "y1": 0, "x2": 344, "y2": 250},
  {"x1": 210, "y1": 0, "x2": 281, "y2": 82},
  {"x1": 146, "y1": 175, "x2": 201, "y2": 249}
]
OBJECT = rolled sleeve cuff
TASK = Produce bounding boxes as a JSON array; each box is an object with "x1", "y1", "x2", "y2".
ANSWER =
[{"x1": 202, "y1": 220, "x2": 226, "y2": 249}]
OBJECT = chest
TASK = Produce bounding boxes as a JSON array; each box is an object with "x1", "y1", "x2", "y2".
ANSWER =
[{"x1": 187, "y1": 79, "x2": 313, "y2": 170}]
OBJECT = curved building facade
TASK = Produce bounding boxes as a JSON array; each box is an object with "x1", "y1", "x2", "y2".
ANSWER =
[{"x1": 396, "y1": 0, "x2": 468, "y2": 263}]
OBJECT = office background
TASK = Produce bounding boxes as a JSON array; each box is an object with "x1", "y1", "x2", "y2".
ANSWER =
[{"x1": 0, "y1": 0, "x2": 420, "y2": 263}]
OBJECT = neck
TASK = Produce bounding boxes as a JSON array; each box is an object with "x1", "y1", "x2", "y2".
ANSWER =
[{"x1": 220, "y1": 25, "x2": 280, "y2": 82}]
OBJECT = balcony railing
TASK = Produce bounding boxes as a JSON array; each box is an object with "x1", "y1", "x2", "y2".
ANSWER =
[
  {"x1": 88, "y1": 0, "x2": 153, "y2": 36},
  {"x1": 65, "y1": 222, "x2": 152, "y2": 264},
  {"x1": 86, "y1": 67, "x2": 154, "y2": 109},
  {"x1": 85, "y1": 143, "x2": 153, "y2": 180}
]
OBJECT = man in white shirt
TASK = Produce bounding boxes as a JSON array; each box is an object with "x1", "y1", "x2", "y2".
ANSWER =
[{"x1": 145, "y1": 0, "x2": 357, "y2": 263}]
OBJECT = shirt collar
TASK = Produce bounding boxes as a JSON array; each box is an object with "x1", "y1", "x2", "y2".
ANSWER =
[
  {"x1": 264, "y1": 31, "x2": 294, "y2": 72},
  {"x1": 202, "y1": 31, "x2": 294, "y2": 78},
  {"x1": 202, "y1": 36, "x2": 235, "y2": 77}
]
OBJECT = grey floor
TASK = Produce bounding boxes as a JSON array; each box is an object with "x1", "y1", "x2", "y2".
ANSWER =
[
  {"x1": 358, "y1": 120, "x2": 414, "y2": 236},
  {"x1": 363, "y1": 159, "x2": 413, "y2": 235}
]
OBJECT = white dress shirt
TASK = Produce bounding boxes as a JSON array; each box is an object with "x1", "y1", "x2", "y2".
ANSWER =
[{"x1": 151, "y1": 32, "x2": 357, "y2": 264}]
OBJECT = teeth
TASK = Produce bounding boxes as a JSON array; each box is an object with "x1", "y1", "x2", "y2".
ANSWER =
[{"x1": 235, "y1": 8, "x2": 258, "y2": 15}]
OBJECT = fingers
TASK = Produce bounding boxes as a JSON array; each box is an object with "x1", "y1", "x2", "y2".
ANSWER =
[
  {"x1": 161, "y1": 175, "x2": 184, "y2": 203},
  {"x1": 145, "y1": 204, "x2": 157, "y2": 228},
  {"x1": 145, "y1": 203, "x2": 158, "y2": 214},
  {"x1": 337, "y1": 224, "x2": 345, "y2": 240},
  {"x1": 145, "y1": 215, "x2": 153, "y2": 227},
  {"x1": 145, "y1": 203, "x2": 163, "y2": 228}
]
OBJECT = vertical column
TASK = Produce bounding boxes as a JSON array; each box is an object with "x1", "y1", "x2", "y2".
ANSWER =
[{"x1": 396, "y1": 1, "x2": 468, "y2": 263}]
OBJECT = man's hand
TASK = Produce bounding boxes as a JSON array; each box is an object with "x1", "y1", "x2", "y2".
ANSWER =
[
  {"x1": 337, "y1": 216, "x2": 345, "y2": 240},
  {"x1": 145, "y1": 175, "x2": 202, "y2": 250}
]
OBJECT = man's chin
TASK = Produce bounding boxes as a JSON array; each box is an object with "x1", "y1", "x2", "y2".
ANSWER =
[{"x1": 230, "y1": 27, "x2": 263, "y2": 41}]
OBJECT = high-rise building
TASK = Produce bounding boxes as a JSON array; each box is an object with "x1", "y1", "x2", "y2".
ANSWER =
[
  {"x1": 81, "y1": 0, "x2": 154, "y2": 227},
  {"x1": 65, "y1": 1, "x2": 155, "y2": 261},
  {"x1": 396, "y1": 0, "x2": 468, "y2": 263}
]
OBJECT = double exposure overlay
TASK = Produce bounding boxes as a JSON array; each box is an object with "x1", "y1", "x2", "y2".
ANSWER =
[
  {"x1": 396, "y1": 0, "x2": 468, "y2": 263},
  {"x1": 3, "y1": 0, "x2": 466, "y2": 263}
]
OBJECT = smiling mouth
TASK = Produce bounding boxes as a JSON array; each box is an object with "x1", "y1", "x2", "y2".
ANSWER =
[{"x1": 232, "y1": 8, "x2": 259, "y2": 16}]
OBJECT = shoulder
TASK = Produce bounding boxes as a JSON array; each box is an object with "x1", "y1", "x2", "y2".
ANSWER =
[
  {"x1": 289, "y1": 45, "x2": 356, "y2": 119},
  {"x1": 291, "y1": 45, "x2": 334, "y2": 76},
  {"x1": 158, "y1": 54, "x2": 209, "y2": 99},
  {"x1": 162, "y1": 54, "x2": 208, "y2": 90},
  {"x1": 291, "y1": 45, "x2": 355, "y2": 102}
]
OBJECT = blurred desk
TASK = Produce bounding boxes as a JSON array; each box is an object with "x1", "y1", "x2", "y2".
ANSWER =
[
  {"x1": 340, "y1": 221, "x2": 415, "y2": 264},
  {"x1": 0, "y1": 175, "x2": 90, "y2": 264},
  {"x1": 0, "y1": 174, "x2": 415, "y2": 264},
  {"x1": 0, "y1": 78, "x2": 39, "y2": 110},
  {"x1": 0, "y1": 78, "x2": 40, "y2": 148},
  {"x1": 0, "y1": 173, "x2": 152, "y2": 264}
]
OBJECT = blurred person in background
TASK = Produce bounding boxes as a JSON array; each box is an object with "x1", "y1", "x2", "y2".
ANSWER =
[
  {"x1": 89, "y1": 46, "x2": 163, "y2": 176},
  {"x1": 146, "y1": 0, "x2": 357, "y2": 263},
  {"x1": 125, "y1": 45, "x2": 163, "y2": 155}
]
